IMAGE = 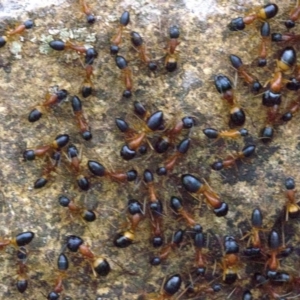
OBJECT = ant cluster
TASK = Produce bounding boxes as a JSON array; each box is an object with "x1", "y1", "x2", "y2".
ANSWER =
[{"x1": 1, "y1": 0, "x2": 300, "y2": 299}]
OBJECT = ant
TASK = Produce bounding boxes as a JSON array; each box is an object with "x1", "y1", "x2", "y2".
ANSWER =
[
  {"x1": 47, "y1": 253, "x2": 69, "y2": 300},
  {"x1": 130, "y1": 31, "x2": 157, "y2": 71},
  {"x1": 284, "y1": 177, "x2": 300, "y2": 221},
  {"x1": 170, "y1": 196, "x2": 196, "y2": 227},
  {"x1": 260, "y1": 105, "x2": 279, "y2": 143},
  {"x1": 0, "y1": 232, "x2": 34, "y2": 250},
  {"x1": 149, "y1": 210, "x2": 164, "y2": 248},
  {"x1": 7, "y1": 20, "x2": 35, "y2": 36},
  {"x1": 156, "y1": 138, "x2": 190, "y2": 176},
  {"x1": 66, "y1": 235, "x2": 111, "y2": 277},
  {"x1": 203, "y1": 128, "x2": 248, "y2": 140},
  {"x1": 220, "y1": 236, "x2": 239, "y2": 284},
  {"x1": 34, "y1": 150, "x2": 61, "y2": 189},
  {"x1": 115, "y1": 55, "x2": 133, "y2": 98},
  {"x1": 23, "y1": 134, "x2": 69, "y2": 161},
  {"x1": 58, "y1": 195, "x2": 96, "y2": 222},
  {"x1": 79, "y1": 0, "x2": 95, "y2": 24},
  {"x1": 229, "y1": 54, "x2": 262, "y2": 92},
  {"x1": 115, "y1": 117, "x2": 148, "y2": 155},
  {"x1": 257, "y1": 22, "x2": 270, "y2": 67},
  {"x1": 265, "y1": 229, "x2": 282, "y2": 279},
  {"x1": 114, "y1": 199, "x2": 144, "y2": 248},
  {"x1": 285, "y1": 65, "x2": 300, "y2": 91},
  {"x1": 262, "y1": 72, "x2": 283, "y2": 107},
  {"x1": 150, "y1": 230, "x2": 184, "y2": 266},
  {"x1": 84, "y1": 47, "x2": 98, "y2": 65},
  {"x1": 16, "y1": 247, "x2": 29, "y2": 293},
  {"x1": 110, "y1": 11, "x2": 130, "y2": 55},
  {"x1": 184, "y1": 280, "x2": 222, "y2": 298},
  {"x1": 28, "y1": 89, "x2": 68, "y2": 122},
  {"x1": 214, "y1": 74, "x2": 246, "y2": 126},
  {"x1": 80, "y1": 64, "x2": 94, "y2": 98},
  {"x1": 271, "y1": 32, "x2": 300, "y2": 45},
  {"x1": 181, "y1": 174, "x2": 228, "y2": 217},
  {"x1": 71, "y1": 96, "x2": 92, "y2": 140},
  {"x1": 143, "y1": 170, "x2": 164, "y2": 248},
  {"x1": 133, "y1": 101, "x2": 150, "y2": 120},
  {"x1": 211, "y1": 144, "x2": 256, "y2": 171},
  {"x1": 241, "y1": 208, "x2": 264, "y2": 256},
  {"x1": 49, "y1": 40, "x2": 87, "y2": 53},
  {"x1": 263, "y1": 45, "x2": 297, "y2": 105},
  {"x1": 165, "y1": 26, "x2": 180, "y2": 72},
  {"x1": 276, "y1": 46, "x2": 297, "y2": 73},
  {"x1": 154, "y1": 116, "x2": 194, "y2": 153},
  {"x1": 143, "y1": 170, "x2": 164, "y2": 218},
  {"x1": 285, "y1": 1, "x2": 300, "y2": 28},
  {"x1": 139, "y1": 274, "x2": 182, "y2": 300},
  {"x1": 120, "y1": 111, "x2": 164, "y2": 160},
  {"x1": 0, "y1": 20, "x2": 34, "y2": 48},
  {"x1": 227, "y1": 3, "x2": 278, "y2": 31},
  {"x1": 66, "y1": 144, "x2": 90, "y2": 191},
  {"x1": 87, "y1": 160, "x2": 137, "y2": 182},
  {"x1": 191, "y1": 224, "x2": 207, "y2": 276}
]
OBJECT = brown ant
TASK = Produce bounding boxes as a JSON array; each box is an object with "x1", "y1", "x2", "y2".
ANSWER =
[
  {"x1": 257, "y1": 22, "x2": 270, "y2": 67},
  {"x1": 65, "y1": 235, "x2": 111, "y2": 277},
  {"x1": 87, "y1": 160, "x2": 137, "y2": 182},
  {"x1": 0, "y1": 232, "x2": 34, "y2": 250},
  {"x1": 241, "y1": 208, "x2": 264, "y2": 256},
  {"x1": 71, "y1": 95, "x2": 92, "y2": 140},
  {"x1": 156, "y1": 138, "x2": 190, "y2": 176},
  {"x1": 227, "y1": 3, "x2": 278, "y2": 31},
  {"x1": 0, "y1": 20, "x2": 34, "y2": 48},
  {"x1": 23, "y1": 134, "x2": 69, "y2": 161},
  {"x1": 79, "y1": 0, "x2": 95, "y2": 24},
  {"x1": 181, "y1": 174, "x2": 228, "y2": 217},
  {"x1": 260, "y1": 105, "x2": 280, "y2": 143},
  {"x1": 28, "y1": 89, "x2": 68, "y2": 122},
  {"x1": 214, "y1": 74, "x2": 245, "y2": 127},
  {"x1": 115, "y1": 55, "x2": 133, "y2": 98},
  {"x1": 211, "y1": 144, "x2": 256, "y2": 171},
  {"x1": 131, "y1": 31, "x2": 157, "y2": 71},
  {"x1": 165, "y1": 26, "x2": 180, "y2": 72},
  {"x1": 110, "y1": 11, "x2": 130, "y2": 55},
  {"x1": 191, "y1": 225, "x2": 207, "y2": 276},
  {"x1": 170, "y1": 196, "x2": 196, "y2": 227},
  {"x1": 220, "y1": 236, "x2": 239, "y2": 284},
  {"x1": 154, "y1": 116, "x2": 194, "y2": 153},
  {"x1": 184, "y1": 279, "x2": 221, "y2": 298},
  {"x1": 80, "y1": 64, "x2": 94, "y2": 98},
  {"x1": 284, "y1": 177, "x2": 300, "y2": 221},
  {"x1": 272, "y1": 32, "x2": 300, "y2": 45},
  {"x1": 16, "y1": 247, "x2": 29, "y2": 294},
  {"x1": 65, "y1": 144, "x2": 90, "y2": 191},
  {"x1": 150, "y1": 230, "x2": 184, "y2": 266},
  {"x1": 47, "y1": 253, "x2": 69, "y2": 299},
  {"x1": 229, "y1": 54, "x2": 262, "y2": 92},
  {"x1": 263, "y1": 46, "x2": 297, "y2": 108},
  {"x1": 33, "y1": 150, "x2": 61, "y2": 189},
  {"x1": 149, "y1": 211, "x2": 164, "y2": 248},
  {"x1": 49, "y1": 40, "x2": 87, "y2": 53},
  {"x1": 114, "y1": 199, "x2": 144, "y2": 248},
  {"x1": 281, "y1": 96, "x2": 300, "y2": 122},
  {"x1": 285, "y1": 1, "x2": 300, "y2": 28},
  {"x1": 120, "y1": 111, "x2": 164, "y2": 160},
  {"x1": 265, "y1": 230, "x2": 282, "y2": 279},
  {"x1": 58, "y1": 195, "x2": 96, "y2": 222},
  {"x1": 143, "y1": 170, "x2": 164, "y2": 247},
  {"x1": 203, "y1": 127, "x2": 248, "y2": 140},
  {"x1": 139, "y1": 274, "x2": 182, "y2": 300}
]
